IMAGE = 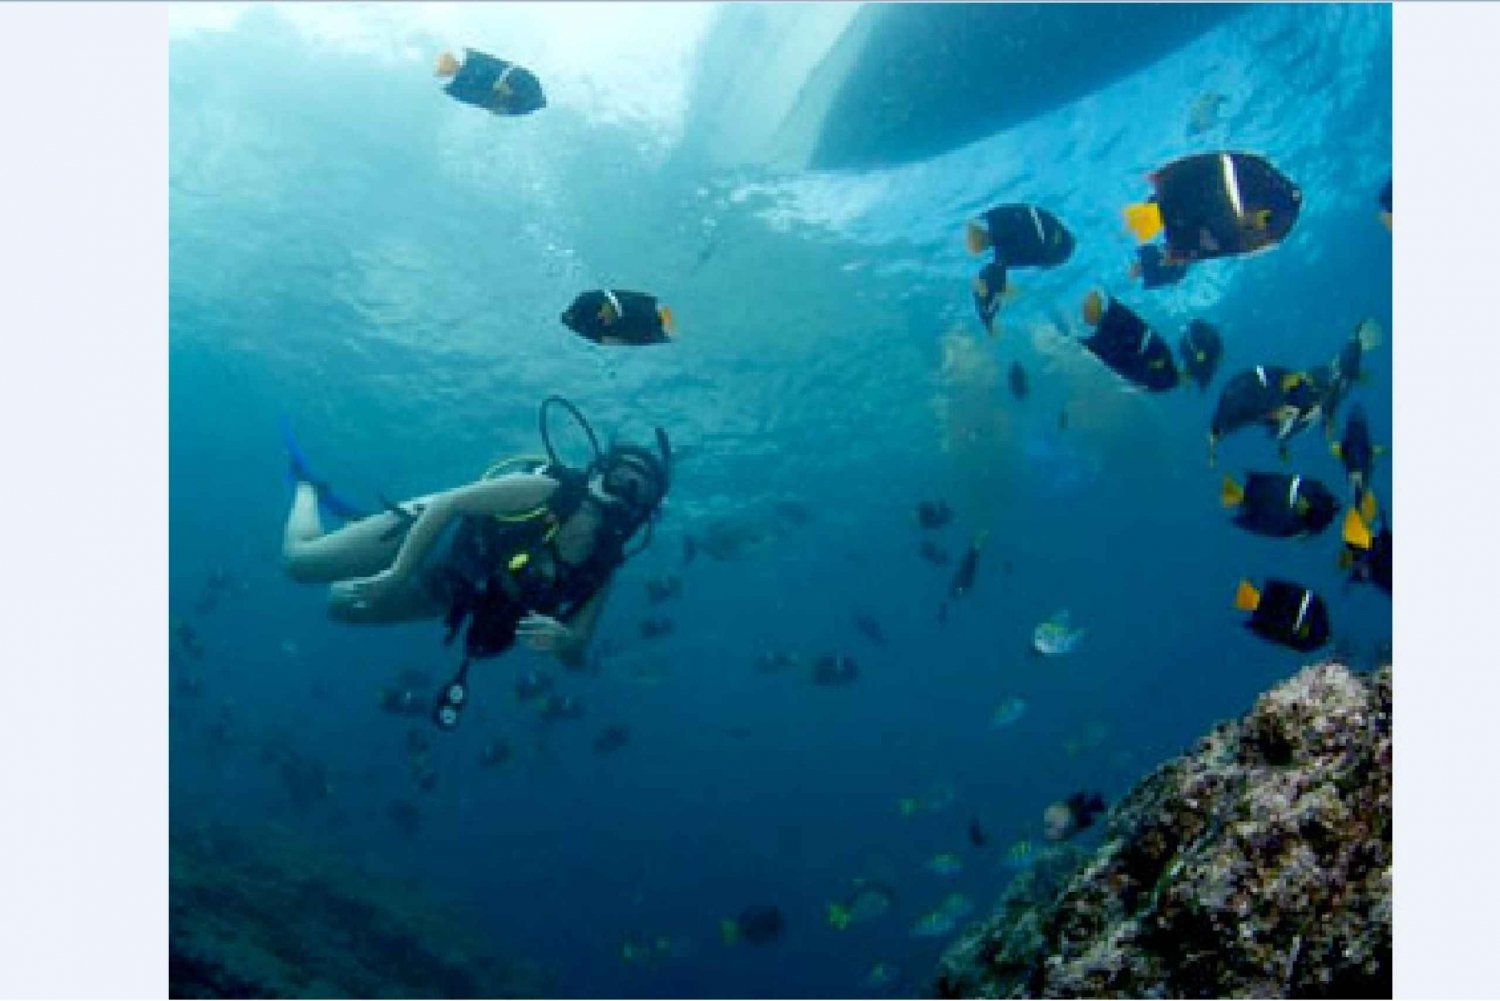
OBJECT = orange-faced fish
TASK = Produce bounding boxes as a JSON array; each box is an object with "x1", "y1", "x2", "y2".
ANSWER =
[
  {"x1": 1234, "y1": 578, "x2": 1330, "y2": 652},
  {"x1": 561, "y1": 289, "x2": 676, "y2": 346},
  {"x1": 1221, "y1": 472, "x2": 1340, "y2": 538},
  {"x1": 971, "y1": 261, "x2": 1006, "y2": 336},
  {"x1": 1178, "y1": 320, "x2": 1223, "y2": 391},
  {"x1": 965, "y1": 203, "x2": 1076, "y2": 268},
  {"x1": 1080, "y1": 291, "x2": 1179, "y2": 392},
  {"x1": 966, "y1": 204, "x2": 1074, "y2": 330},
  {"x1": 435, "y1": 49, "x2": 546, "y2": 116},
  {"x1": 1124, "y1": 152, "x2": 1302, "y2": 264}
]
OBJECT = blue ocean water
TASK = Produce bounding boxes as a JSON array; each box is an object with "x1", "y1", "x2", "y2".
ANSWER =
[{"x1": 168, "y1": 4, "x2": 1391, "y2": 997}]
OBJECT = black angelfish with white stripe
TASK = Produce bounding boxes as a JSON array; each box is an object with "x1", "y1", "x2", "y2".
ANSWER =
[
  {"x1": 561, "y1": 289, "x2": 677, "y2": 346},
  {"x1": 1235, "y1": 578, "x2": 1330, "y2": 652}
]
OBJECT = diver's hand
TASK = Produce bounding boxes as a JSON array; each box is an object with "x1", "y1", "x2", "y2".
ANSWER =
[
  {"x1": 517, "y1": 612, "x2": 575, "y2": 653},
  {"x1": 331, "y1": 569, "x2": 400, "y2": 611}
]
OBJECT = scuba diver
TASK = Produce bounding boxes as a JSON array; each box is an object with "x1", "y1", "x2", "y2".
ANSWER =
[{"x1": 280, "y1": 397, "x2": 671, "y2": 730}]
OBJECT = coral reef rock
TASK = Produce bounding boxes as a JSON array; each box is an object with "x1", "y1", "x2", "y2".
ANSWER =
[
  {"x1": 935, "y1": 662, "x2": 1391, "y2": 999},
  {"x1": 170, "y1": 823, "x2": 550, "y2": 998}
]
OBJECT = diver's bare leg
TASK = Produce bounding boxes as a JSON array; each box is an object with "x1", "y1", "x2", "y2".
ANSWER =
[
  {"x1": 281, "y1": 484, "x2": 411, "y2": 584},
  {"x1": 327, "y1": 576, "x2": 447, "y2": 625}
]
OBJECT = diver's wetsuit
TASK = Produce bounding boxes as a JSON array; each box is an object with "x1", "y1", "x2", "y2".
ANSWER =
[
  {"x1": 426, "y1": 475, "x2": 620, "y2": 661},
  {"x1": 424, "y1": 472, "x2": 628, "y2": 730}
]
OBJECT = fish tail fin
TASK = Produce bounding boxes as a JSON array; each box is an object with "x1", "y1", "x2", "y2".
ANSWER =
[
  {"x1": 658, "y1": 304, "x2": 677, "y2": 336},
  {"x1": 1357, "y1": 318, "x2": 1384, "y2": 352},
  {"x1": 1220, "y1": 475, "x2": 1244, "y2": 508},
  {"x1": 1123, "y1": 201, "x2": 1164, "y2": 242},
  {"x1": 1235, "y1": 579, "x2": 1261, "y2": 612},
  {"x1": 1082, "y1": 290, "x2": 1104, "y2": 327},
  {"x1": 1343, "y1": 508, "x2": 1374, "y2": 550},
  {"x1": 719, "y1": 919, "x2": 740, "y2": 946},
  {"x1": 965, "y1": 220, "x2": 991, "y2": 254}
]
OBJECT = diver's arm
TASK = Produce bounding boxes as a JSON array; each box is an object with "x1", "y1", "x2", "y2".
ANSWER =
[
  {"x1": 383, "y1": 473, "x2": 558, "y2": 583},
  {"x1": 556, "y1": 580, "x2": 613, "y2": 667}
]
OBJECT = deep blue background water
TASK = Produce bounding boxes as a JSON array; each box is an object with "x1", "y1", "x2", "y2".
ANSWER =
[{"x1": 169, "y1": 4, "x2": 1391, "y2": 997}]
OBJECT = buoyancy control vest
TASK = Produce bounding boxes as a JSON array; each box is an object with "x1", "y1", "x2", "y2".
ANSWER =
[{"x1": 435, "y1": 462, "x2": 624, "y2": 660}]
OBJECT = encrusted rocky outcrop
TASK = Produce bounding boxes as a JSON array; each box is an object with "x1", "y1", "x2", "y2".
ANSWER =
[
  {"x1": 170, "y1": 824, "x2": 549, "y2": 999},
  {"x1": 935, "y1": 662, "x2": 1391, "y2": 999}
]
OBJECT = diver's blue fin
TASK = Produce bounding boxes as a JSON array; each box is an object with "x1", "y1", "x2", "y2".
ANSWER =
[{"x1": 279, "y1": 418, "x2": 367, "y2": 522}]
